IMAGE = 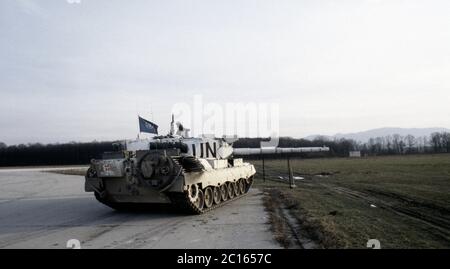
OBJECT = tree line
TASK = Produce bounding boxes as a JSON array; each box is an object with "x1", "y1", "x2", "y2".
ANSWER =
[
  {"x1": 359, "y1": 132, "x2": 450, "y2": 155},
  {"x1": 0, "y1": 142, "x2": 114, "y2": 167},
  {"x1": 0, "y1": 132, "x2": 449, "y2": 167}
]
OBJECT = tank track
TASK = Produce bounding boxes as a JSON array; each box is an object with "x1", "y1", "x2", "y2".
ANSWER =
[{"x1": 168, "y1": 180, "x2": 253, "y2": 215}]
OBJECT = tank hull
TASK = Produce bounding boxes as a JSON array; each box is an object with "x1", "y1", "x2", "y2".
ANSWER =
[{"x1": 85, "y1": 158, "x2": 256, "y2": 214}]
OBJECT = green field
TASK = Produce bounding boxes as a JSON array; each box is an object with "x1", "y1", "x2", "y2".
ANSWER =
[{"x1": 253, "y1": 154, "x2": 450, "y2": 249}]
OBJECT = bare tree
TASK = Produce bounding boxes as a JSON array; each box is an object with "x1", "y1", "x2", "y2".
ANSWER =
[
  {"x1": 441, "y1": 132, "x2": 450, "y2": 153},
  {"x1": 392, "y1": 134, "x2": 404, "y2": 154},
  {"x1": 375, "y1": 137, "x2": 384, "y2": 153},
  {"x1": 431, "y1": 132, "x2": 442, "y2": 153},
  {"x1": 421, "y1": 136, "x2": 429, "y2": 153},
  {"x1": 0, "y1": 142, "x2": 6, "y2": 149},
  {"x1": 405, "y1": 135, "x2": 416, "y2": 153},
  {"x1": 385, "y1": 135, "x2": 393, "y2": 153}
]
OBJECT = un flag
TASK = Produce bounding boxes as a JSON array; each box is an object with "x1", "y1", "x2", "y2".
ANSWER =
[{"x1": 138, "y1": 116, "x2": 158, "y2": 134}]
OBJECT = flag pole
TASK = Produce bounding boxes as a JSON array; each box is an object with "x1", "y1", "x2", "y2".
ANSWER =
[
  {"x1": 136, "y1": 100, "x2": 140, "y2": 139},
  {"x1": 137, "y1": 114, "x2": 140, "y2": 139}
]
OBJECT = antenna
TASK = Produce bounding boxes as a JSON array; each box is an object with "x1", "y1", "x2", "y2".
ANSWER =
[
  {"x1": 137, "y1": 115, "x2": 140, "y2": 139},
  {"x1": 170, "y1": 114, "x2": 175, "y2": 136}
]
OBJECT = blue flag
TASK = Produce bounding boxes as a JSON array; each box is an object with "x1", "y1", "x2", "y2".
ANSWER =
[{"x1": 138, "y1": 116, "x2": 158, "y2": 134}]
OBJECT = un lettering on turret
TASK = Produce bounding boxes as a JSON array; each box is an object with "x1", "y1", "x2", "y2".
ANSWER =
[{"x1": 190, "y1": 142, "x2": 217, "y2": 158}]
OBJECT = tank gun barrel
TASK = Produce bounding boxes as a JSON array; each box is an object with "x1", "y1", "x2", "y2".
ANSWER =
[{"x1": 233, "y1": 146, "x2": 330, "y2": 156}]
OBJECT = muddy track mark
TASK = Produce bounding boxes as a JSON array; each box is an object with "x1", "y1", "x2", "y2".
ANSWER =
[{"x1": 263, "y1": 189, "x2": 319, "y2": 249}]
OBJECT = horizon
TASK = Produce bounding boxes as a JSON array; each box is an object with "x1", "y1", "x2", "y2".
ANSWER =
[
  {"x1": 2, "y1": 125, "x2": 449, "y2": 146},
  {"x1": 1, "y1": 0, "x2": 450, "y2": 145}
]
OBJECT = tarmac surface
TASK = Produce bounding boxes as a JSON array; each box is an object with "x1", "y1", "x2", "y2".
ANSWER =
[{"x1": 0, "y1": 169, "x2": 280, "y2": 249}]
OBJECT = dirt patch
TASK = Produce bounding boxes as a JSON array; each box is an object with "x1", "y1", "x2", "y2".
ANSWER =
[
  {"x1": 263, "y1": 188, "x2": 322, "y2": 249},
  {"x1": 263, "y1": 191, "x2": 295, "y2": 248}
]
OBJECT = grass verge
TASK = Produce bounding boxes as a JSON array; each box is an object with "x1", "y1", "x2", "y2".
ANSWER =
[{"x1": 255, "y1": 154, "x2": 450, "y2": 249}]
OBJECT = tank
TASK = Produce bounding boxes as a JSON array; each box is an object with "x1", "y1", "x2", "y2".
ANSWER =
[{"x1": 85, "y1": 117, "x2": 330, "y2": 214}]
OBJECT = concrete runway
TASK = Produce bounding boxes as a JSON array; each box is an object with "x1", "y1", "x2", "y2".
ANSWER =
[{"x1": 0, "y1": 169, "x2": 280, "y2": 249}]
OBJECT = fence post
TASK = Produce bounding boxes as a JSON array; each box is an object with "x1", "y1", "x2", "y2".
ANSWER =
[{"x1": 288, "y1": 157, "x2": 295, "y2": 188}]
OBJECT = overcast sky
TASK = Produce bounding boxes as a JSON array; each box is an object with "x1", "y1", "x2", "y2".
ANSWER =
[{"x1": 1, "y1": 0, "x2": 449, "y2": 145}]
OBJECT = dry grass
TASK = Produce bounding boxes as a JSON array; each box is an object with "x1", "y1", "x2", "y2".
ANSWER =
[{"x1": 255, "y1": 154, "x2": 450, "y2": 249}]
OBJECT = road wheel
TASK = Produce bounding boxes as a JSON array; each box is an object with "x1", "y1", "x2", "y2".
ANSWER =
[
  {"x1": 213, "y1": 187, "x2": 221, "y2": 205},
  {"x1": 233, "y1": 181, "x2": 240, "y2": 196},
  {"x1": 238, "y1": 179, "x2": 245, "y2": 195},
  {"x1": 220, "y1": 184, "x2": 228, "y2": 201},
  {"x1": 227, "y1": 182, "x2": 235, "y2": 199},
  {"x1": 193, "y1": 189, "x2": 204, "y2": 211},
  {"x1": 204, "y1": 187, "x2": 213, "y2": 208},
  {"x1": 189, "y1": 184, "x2": 199, "y2": 200}
]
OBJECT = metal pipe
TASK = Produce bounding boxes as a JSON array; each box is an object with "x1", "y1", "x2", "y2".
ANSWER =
[{"x1": 233, "y1": 146, "x2": 330, "y2": 156}]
